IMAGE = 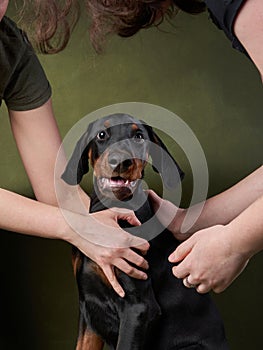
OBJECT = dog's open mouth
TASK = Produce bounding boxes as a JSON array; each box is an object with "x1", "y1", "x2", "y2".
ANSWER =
[{"x1": 98, "y1": 176, "x2": 139, "y2": 190}]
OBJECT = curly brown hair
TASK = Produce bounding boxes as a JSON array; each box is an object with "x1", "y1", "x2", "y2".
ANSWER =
[
  {"x1": 86, "y1": 0, "x2": 206, "y2": 52},
  {"x1": 18, "y1": 0, "x2": 80, "y2": 54},
  {"x1": 18, "y1": 0, "x2": 205, "y2": 54}
]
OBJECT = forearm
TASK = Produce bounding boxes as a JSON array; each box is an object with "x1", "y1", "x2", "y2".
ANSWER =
[
  {"x1": 169, "y1": 198, "x2": 263, "y2": 294},
  {"x1": 0, "y1": 188, "x2": 72, "y2": 241},
  {"x1": 227, "y1": 195, "x2": 263, "y2": 258},
  {"x1": 0, "y1": 187, "x2": 141, "y2": 246},
  {"x1": 182, "y1": 166, "x2": 263, "y2": 233}
]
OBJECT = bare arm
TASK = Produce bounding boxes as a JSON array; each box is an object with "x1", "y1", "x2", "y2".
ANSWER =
[
  {"x1": 149, "y1": 166, "x2": 263, "y2": 293},
  {"x1": 234, "y1": 0, "x2": 263, "y2": 79},
  {"x1": 147, "y1": 165, "x2": 262, "y2": 237},
  {"x1": 9, "y1": 98, "x2": 79, "y2": 206},
  {"x1": 170, "y1": 194, "x2": 263, "y2": 293},
  {"x1": 169, "y1": 0, "x2": 263, "y2": 293},
  {"x1": 3, "y1": 99, "x2": 150, "y2": 296},
  {"x1": 9, "y1": 98, "x2": 91, "y2": 212},
  {"x1": 182, "y1": 166, "x2": 263, "y2": 234},
  {"x1": 0, "y1": 187, "x2": 149, "y2": 296}
]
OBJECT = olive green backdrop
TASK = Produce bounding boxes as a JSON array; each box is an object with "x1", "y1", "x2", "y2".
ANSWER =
[{"x1": 1, "y1": 3, "x2": 262, "y2": 350}]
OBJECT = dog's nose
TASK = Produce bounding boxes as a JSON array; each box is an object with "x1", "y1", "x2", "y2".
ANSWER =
[
  {"x1": 122, "y1": 159, "x2": 133, "y2": 168},
  {"x1": 108, "y1": 154, "x2": 133, "y2": 170}
]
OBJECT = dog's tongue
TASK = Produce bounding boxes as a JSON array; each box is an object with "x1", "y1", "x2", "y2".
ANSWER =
[
  {"x1": 100, "y1": 177, "x2": 137, "y2": 189},
  {"x1": 101, "y1": 177, "x2": 128, "y2": 188},
  {"x1": 110, "y1": 178, "x2": 127, "y2": 186}
]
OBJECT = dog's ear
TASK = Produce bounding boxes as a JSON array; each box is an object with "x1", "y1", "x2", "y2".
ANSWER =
[
  {"x1": 143, "y1": 123, "x2": 185, "y2": 189},
  {"x1": 61, "y1": 130, "x2": 91, "y2": 185}
]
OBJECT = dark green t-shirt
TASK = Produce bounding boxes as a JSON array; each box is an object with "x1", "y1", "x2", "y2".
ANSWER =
[{"x1": 0, "y1": 16, "x2": 51, "y2": 111}]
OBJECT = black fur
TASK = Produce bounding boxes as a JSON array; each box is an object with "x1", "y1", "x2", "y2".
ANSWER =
[{"x1": 62, "y1": 114, "x2": 229, "y2": 350}]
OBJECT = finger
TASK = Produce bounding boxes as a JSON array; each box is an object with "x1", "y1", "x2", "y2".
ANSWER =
[
  {"x1": 130, "y1": 240, "x2": 150, "y2": 252},
  {"x1": 183, "y1": 275, "x2": 196, "y2": 289},
  {"x1": 122, "y1": 213, "x2": 141, "y2": 226},
  {"x1": 145, "y1": 190, "x2": 161, "y2": 211},
  {"x1": 172, "y1": 263, "x2": 189, "y2": 279},
  {"x1": 196, "y1": 284, "x2": 211, "y2": 294},
  {"x1": 213, "y1": 285, "x2": 226, "y2": 294},
  {"x1": 115, "y1": 259, "x2": 148, "y2": 281},
  {"x1": 111, "y1": 208, "x2": 141, "y2": 226},
  {"x1": 102, "y1": 265, "x2": 125, "y2": 298},
  {"x1": 168, "y1": 240, "x2": 193, "y2": 263},
  {"x1": 123, "y1": 249, "x2": 149, "y2": 270}
]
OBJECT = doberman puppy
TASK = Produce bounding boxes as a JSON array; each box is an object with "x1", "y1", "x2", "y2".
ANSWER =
[{"x1": 62, "y1": 114, "x2": 229, "y2": 350}]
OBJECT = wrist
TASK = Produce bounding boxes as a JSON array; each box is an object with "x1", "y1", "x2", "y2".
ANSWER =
[
  {"x1": 56, "y1": 208, "x2": 79, "y2": 245},
  {"x1": 172, "y1": 207, "x2": 187, "y2": 233},
  {"x1": 225, "y1": 221, "x2": 255, "y2": 260}
]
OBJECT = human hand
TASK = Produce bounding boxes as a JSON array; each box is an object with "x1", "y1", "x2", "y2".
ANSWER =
[
  {"x1": 147, "y1": 190, "x2": 190, "y2": 241},
  {"x1": 168, "y1": 225, "x2": 250, "y2": 294},
  {"x1": 66, "y1": 207, "x2": 150, "y2": 297}
]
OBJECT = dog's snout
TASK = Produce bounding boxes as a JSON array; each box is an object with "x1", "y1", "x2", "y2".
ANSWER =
[
  {"x1": 108, "y1": 155, "x2": 119, "y2": 169},
  {"x1": 122, "y1": 159, "x2": 133, "y2": 168},
  {"x1": 108, "y1": 154, "x2": 133, "y2": 170}
]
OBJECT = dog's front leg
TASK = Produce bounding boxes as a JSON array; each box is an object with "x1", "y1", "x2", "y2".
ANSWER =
[
  {"x1": 76, "y1": 330, "x2": 104, "y2": 350},
  {"x1": 116, "y1": 303, "x2": 157, "y2": 350},
  {"x1": 75, "y1": 312, "x2": 104, "y2": 350}
]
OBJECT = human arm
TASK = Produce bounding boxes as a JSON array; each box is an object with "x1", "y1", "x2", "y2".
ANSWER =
[
  {"x1": 167, "y1": 166, "x2": 263, "y2": 293},
  {"x1": 234, "y1": 0, "x2": 263, "y2": 80},
  {"x1": 168, "y1": 0, "x2": 263, "y2": 293},
  {"x1": 148, "y1": 165, "x2": 263, "y2": 236},
  {"x1": 148, "y1": 165, "x2": 263, "y2": 293},
  {"x1": 0, "y1": 188, "x2": 149, "y2": 297},
  {"x1": 5, "y1": 99, "x2": 150, "y2": 296},
  {"x1": 170, "y1": 194, "x2": 263, "y2": 293}
]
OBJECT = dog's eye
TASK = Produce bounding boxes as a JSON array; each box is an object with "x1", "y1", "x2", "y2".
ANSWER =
[
  {"x1": 97, "y1": 130, "x2": 108, "y2": 140},
  {"x1": 133, "y1": 132, "x2": 144, "y2": 143}
]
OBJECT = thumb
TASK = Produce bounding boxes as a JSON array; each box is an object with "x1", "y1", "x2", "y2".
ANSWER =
[
  {"x1": 168, "y1": 238, "x2": 194, "y2": 263},
  {"x1": 145, "y1": 190, "x2": 162, "y2": 211},
  {"x1": 112, "y1": 208, "x2": 141, "y2": 226}
]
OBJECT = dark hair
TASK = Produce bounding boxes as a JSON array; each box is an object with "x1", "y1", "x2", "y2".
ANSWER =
[
  {"x1": 19, "y1": 0, "x2": 205, "y2": 54},
  {"x1": 19, "y1": 0, "x2": 80, "y2": 54},
  {"x1": 86, "y1": 0, "x2": 206, "y2": 52}
]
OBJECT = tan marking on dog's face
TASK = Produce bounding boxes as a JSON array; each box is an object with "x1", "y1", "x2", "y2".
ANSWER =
[
  {"x1": 131, "y1": 123, "x2": 139, "y2": 131},
  {"x1": 93, "y1": 149, "x2": 110, "y2": 178},
  {"x1": 88, "y1": 148, "x2": 93, "y2": 165},
  {"x1": 104, "y1": 120, "x2": 111, "y2": 128}
]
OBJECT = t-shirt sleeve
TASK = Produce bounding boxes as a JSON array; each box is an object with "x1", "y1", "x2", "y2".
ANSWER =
[
  {"x1": 3, "y1": 42, "x2": 52, "y2": 111},
  {"x1": 205, "y1": 0, "x2": 248, "y2": 56}
]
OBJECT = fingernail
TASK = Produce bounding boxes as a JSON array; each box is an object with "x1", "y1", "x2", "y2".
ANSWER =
[
  {"x1": 142, "y1": 273, "x2": 148, "y2": 280},
  {"x1": 119, "y1": 290, "x2": 125, "y2": 298},
  {"x1": 168, "y1": 254, "x2": 174, "y2": 262}
]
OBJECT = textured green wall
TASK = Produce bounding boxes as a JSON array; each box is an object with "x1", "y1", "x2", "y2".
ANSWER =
[{"x1": 0, "y1": 4, "x2": 262, "y2": 350}]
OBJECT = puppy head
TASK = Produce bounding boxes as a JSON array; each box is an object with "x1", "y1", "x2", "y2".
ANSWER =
[{"x1": 61, "y1": 113, "x2": 184, "y2": 200}]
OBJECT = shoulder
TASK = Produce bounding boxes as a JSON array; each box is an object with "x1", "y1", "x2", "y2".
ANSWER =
[
  {"x1": 0, "y1": 16, "x2": 30, "y2": 62},
  {"x1": 0, "y1": 16, "x2": 52, "y2": 111},
  {"x1": 234, "y1": 0, "x2": 263, "y2": 78},
  {"x1": 204, "y1": 0, "x2": 248, "y2": 54},
  {"x1": 0, "y1": 16, "x2": 32, "y2": 94}
]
